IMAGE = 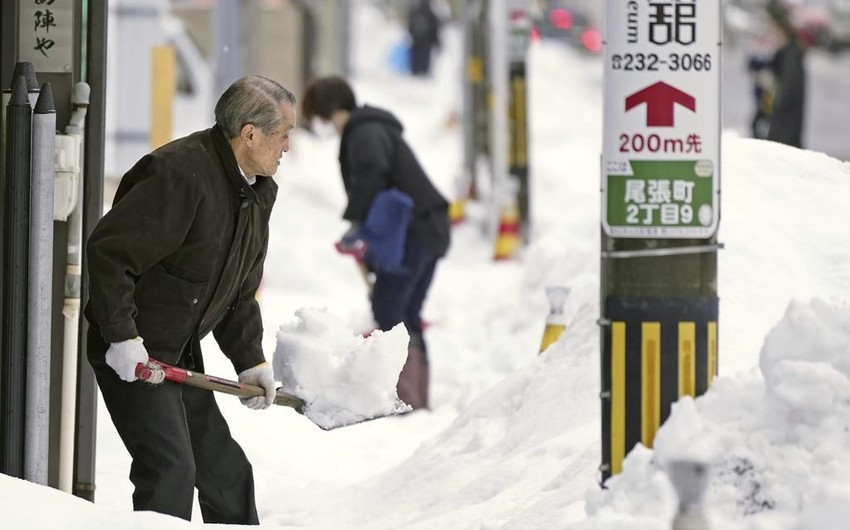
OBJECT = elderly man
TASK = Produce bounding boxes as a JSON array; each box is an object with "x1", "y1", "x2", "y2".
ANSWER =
[{"x1": 84, "y1": 75, "x2": 296, "y2": 523}]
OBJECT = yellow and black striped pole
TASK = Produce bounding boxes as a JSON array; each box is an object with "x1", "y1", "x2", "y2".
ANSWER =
[
  {"x1": 601, "y1": 296, "x2": 719, "y2": 478},
  {"x1": 507, "y1": 6, "x2": 530, "y2": 243}
]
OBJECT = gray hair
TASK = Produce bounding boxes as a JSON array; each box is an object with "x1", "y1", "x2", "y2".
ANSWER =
[{"x1": 214, "y1": 75, "x2": 296, "y2": 139}]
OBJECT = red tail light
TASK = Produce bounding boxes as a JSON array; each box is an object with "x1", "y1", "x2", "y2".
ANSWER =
[
  {"x1": 549, "y1": 8, "x2": 574, "y2": 30},
  {"x1": 582, "y1": 29, "x2": 602, "y2": 53}
]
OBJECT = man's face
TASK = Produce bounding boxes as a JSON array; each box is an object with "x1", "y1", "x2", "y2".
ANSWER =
[{"x1": 245, "y1": 101, "x2": 297, "y2": 177}]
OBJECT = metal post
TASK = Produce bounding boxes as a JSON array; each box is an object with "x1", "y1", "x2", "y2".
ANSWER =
[
  {"x1": 668, "y1": 459, "x2": 711, "y2": 530},
  {"x1": 213, "y1": 0, "x2": 244, "y2": 95},
  {"x1": 25, "y1": 82, "x2": 56, "y2": 486},
  {"x1": 1, "y1": 62, "x2": 39, "y2": 337},
  {"x1": 461, "y1": 1, "x2": 475, "y2": 184},
  {"x1": 337, "y1": 0, "x2": 351, "y2": 76},
  {"x1": 453, "y1": 0, "x2": 482, "y2": 220},
  {"x1": 59, "y1": 82, "x2": 89, "y2": 494},
  {"x1": 472, "y1": 1, "x2": 490, "y2": 183},
  {"x1": 1, "y1": 75, "x2": 33, "y2": 479},
  {"x1": 316, "y1": 0, "x2": 349, "y2": 76},
  {"x1": 507, "y1": 2, "x2": 531, "y2": 242},
  {"x1": 488, "y1": 0, "x2": 509, "y2": 193},
  {"x1": 76, "y1": 0, "x2": 109, "y2": 499}
]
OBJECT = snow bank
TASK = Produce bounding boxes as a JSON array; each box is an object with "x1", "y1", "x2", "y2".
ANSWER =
[{"x1": 575, "y1": 298, "x2": 850, "y2": 530}]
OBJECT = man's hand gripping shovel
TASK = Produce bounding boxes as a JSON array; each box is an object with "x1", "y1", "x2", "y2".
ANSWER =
[{"x1": 135, "y1": 359, "x2": 407, "y2": 430}]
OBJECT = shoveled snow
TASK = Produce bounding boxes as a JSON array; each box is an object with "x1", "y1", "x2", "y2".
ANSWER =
[
  {"x1": 576, "y1": 299, "x2": 850, "y2": 529},
  {"x1": 272, "y1": 307, "x2": 412, "y2": 429}
]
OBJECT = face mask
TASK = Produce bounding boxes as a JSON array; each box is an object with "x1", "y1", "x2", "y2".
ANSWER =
[{"x1": 311, "y1": 116, "x2": 337, "y2": 139}]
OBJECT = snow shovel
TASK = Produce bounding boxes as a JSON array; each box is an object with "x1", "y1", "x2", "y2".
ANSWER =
[
  {"x1": 135, "y1": 359, "x2": 409, "y2": 430},
  {"x1": 335, "y1": 240, "x2": 374, "y2": 295}
]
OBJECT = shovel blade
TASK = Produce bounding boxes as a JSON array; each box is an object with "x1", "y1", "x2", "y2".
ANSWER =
[{"x1": 306, "y1": 399, "x2": 412, "y2": 430}]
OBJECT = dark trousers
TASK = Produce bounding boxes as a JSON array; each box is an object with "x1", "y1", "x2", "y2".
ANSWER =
[
  {"x1": 410, "y1": 41, "x2": 433, "y2": 76},
  {"x1": 371, "y1": 242, "x2": 439, "y2": 409},
  {"x1": 372, "y1": 242, "x2": 438, "y2": 346},
  {"x1": 87, "y1": 329, "x2": 259, "y2": 524}
]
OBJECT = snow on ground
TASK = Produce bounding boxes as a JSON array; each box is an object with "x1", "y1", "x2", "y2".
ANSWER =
[{"x1": 2, "y1": 3, "x2": 850, "y2": 529}]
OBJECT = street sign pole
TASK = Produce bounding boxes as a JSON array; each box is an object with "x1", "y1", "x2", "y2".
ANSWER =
[
  {"x1": 507, "y1": 2, "x2": 531, "y2": 243},
  {"x1": 599, "y1": 0, "x2": 722, "y2": 483}
]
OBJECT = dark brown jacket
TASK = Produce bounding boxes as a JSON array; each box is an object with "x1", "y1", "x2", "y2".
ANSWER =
[{"x1": 84, "y1": 125, "x2": 277, "y2": 372}]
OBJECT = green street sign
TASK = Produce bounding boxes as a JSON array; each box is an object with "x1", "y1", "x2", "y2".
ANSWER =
[{"x1": 606, "y1": 159, "x2": 715, "y2": 238}]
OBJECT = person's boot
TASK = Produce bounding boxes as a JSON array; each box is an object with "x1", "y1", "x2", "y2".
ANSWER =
[
  {"x1": 419, "y1": 357, "x2": 429, "y2": 409},
  {"x1": 397, "y1": 342, "x2": 428, "y2": 410}
]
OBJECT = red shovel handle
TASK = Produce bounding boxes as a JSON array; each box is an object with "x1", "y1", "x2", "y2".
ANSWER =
[
  {"x1": 136, "y1": 360, "x2": 186, "y2": 384},
  {"x1": 135, "y1": 359, "x2": 305, "y2": 410}
]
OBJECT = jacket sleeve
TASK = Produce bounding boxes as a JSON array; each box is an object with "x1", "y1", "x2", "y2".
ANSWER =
[
  {"x1": 212, "y1": 229, "x2": 269, "y2": 373},
  {"x1": 86, "y1": 156, "x2": 201, "y2": 343},
  {"x1": 342, "y1": 124, "x2": 395, "y2": 222}
]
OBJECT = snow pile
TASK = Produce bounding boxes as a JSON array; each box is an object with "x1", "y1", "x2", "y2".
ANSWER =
[
  {"x1": 272, "y1": 307, "x2": 412, "y2": 429},
  {"x1": 574, "y1": 298, "x2": 850, "y2": 530},
  {"x1": 0, "y1": 475, "x2": 193, "y2": 530}
]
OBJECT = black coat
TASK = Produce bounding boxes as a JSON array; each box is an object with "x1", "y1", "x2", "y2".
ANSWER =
[
  {"x1": 408, "y1": 0, "x2": 440, "y2": 49},
  {"x1": 84, "y1": 125, "x2": 277, "y2": 372},
  {"x1": 408, "y1": 0, "x2": 440, "y2": 75},
  {"x1": 767, "y1": 40, "x2": 805, "y2": 148},
  {"x1": 339, "y1": 105, "x2": 450, "y2": 257}
]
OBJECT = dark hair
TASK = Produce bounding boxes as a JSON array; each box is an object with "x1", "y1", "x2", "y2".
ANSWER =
[
  {"x1": 301, "y1": 76, "x2": 357, "y2": 123},
  {"x1": 215, "y1": 75, "x2": 296, "y2": 139}
]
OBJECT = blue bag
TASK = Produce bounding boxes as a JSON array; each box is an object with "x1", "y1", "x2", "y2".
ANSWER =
[
  {"x1": 388, "y1": 38, "x2": 412, "y2": 74},
  {"x1": 359, "y1": 189, "x2": 414, "y2": 273}
]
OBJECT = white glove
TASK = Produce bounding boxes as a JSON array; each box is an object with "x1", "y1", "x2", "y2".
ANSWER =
[
  {"x1": 105, "y1": 337, "x2": 149, "y2": 382},
  {"x1": 237, "y1": 362, "x2": 276, "y2": 410}
]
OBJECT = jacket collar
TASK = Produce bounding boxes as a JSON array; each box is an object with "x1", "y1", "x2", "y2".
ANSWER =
[{"x1": 210, "y1": 124, "x2": 277, "y2": 208}]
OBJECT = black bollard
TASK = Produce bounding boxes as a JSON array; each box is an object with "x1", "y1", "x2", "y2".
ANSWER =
[{"x1": 1, "y1": 75, "x2": 33, "y2": 478}]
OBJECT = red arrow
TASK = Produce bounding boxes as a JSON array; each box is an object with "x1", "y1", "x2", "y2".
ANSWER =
[{"x1": 625, "y1": 81, "x2": 695, "y2": 127}]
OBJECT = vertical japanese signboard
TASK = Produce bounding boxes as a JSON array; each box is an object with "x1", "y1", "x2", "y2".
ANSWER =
[
  {"x1": 19, "y1": 0, "x2": 74, "y2": 73},
  {"x1": 602, "y1": 0, "x2": 720, "y2": 238}
]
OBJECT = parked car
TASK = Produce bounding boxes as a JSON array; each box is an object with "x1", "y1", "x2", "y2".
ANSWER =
[{"x1": 531, "y1": 0, "x2": 602, "y2": 53}]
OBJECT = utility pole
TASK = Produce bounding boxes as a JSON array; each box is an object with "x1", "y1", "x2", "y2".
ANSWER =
[
  {"x1": 507, "y1": 1, "x2": 531, "y2": 242},
  {"x1": 599, "y1": 0, "x2": 722, "y2": 482},
  {"x1": 463, "y1": 0, "x2": 489, "y2": 202}
]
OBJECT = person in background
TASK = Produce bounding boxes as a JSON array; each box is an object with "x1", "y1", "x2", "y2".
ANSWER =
[
  {"x1": 300, "y1": 76, "x2": 450, "y2": 410},
  {"x1": 765, "y1": 0, "x2": 806, "y2": 148},
  {"x1": 84, "y1": 75, "x2": 297, "y2": 523},
  {"x1": 746, "y1": 48, "x2": 775, "y2": 140},
  {"x1": 407, "y1": 0, "x2": 442, "y2": 76}
]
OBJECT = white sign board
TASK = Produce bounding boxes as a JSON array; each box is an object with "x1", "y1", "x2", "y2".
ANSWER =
[
  {"x1": 602, "y1": 0, "x2": 721, "y2": 238},
  {"x1": 19, "y1": 0, "x2": 74, "y2": 73}
]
